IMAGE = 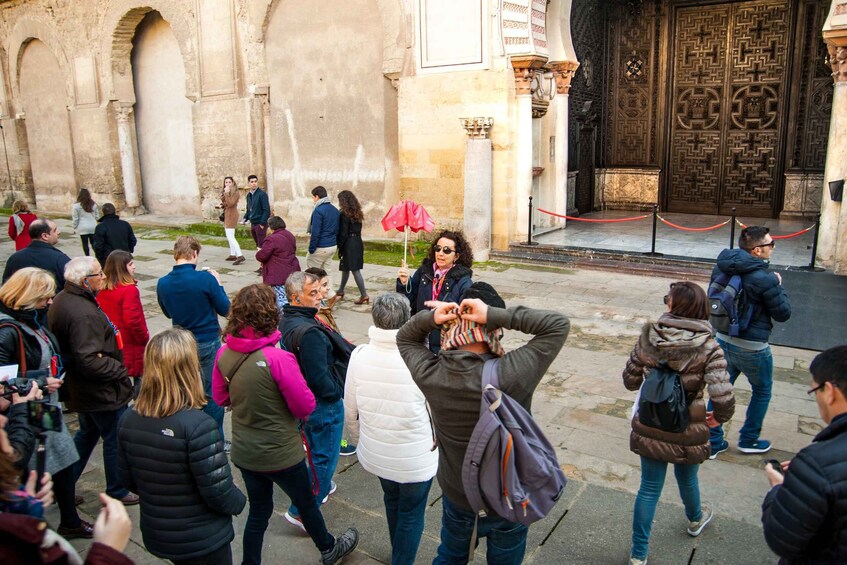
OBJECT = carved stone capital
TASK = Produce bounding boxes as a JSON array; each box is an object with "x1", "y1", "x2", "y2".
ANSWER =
[
  {"x1": 460, "y1": 117, "x2": 493, "y2": 139},
  {"x1": 548, "y1": 60, "x2": 580, "y2": 95},
  {"x1": 115, "y1": 104, "x2": 133, "y2": 124},
  {"x1": 824, "y1": 28, "x2": 847, "y2": 83},
  {"x1": 511, "y1": 55, "x2": 547, "y2": 96}
]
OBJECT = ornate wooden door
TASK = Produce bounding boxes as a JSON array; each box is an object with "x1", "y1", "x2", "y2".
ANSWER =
[{"x1": 667, "y1": 0, "x2": 790, "y2": 216}]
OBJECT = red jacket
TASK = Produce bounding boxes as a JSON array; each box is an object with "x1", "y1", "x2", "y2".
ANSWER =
[
  {"x1": 8, "y1": 213, "x2": 37, "y2": 251},
  {"x1": 256, "y1": 228, "x2": 301, "y2": 286},
  {"x1": 96, "y1": 283, "x2": 150, "y2": 377}
]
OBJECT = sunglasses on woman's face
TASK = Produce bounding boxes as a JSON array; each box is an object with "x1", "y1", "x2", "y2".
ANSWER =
[{"x1": 434, "y1": 245, "x2": 455, "y2": 255}]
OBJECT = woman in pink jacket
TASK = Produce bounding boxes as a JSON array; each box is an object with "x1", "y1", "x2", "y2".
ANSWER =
[
  {"x1": 96, "y1": 250, "x2": 150, "y2": 397},
  {"x1": 212, "y1": 284, "x2": 358, "y2": 565}
]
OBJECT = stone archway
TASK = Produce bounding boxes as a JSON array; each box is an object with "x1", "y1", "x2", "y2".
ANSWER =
[
  {"x1": 18, "y1": 39, "x2": 77, "y2": 211},
  {"x1": 130, "y1": 11, "x2": 200, "y2": 215}
]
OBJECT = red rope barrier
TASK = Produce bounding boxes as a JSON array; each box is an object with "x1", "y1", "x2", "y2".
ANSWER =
[
  {"x1": 537, "y1": 208, "x2": 648, "y2": 222},
  {"x1": 658, "y1": 215, "x2": 730, "y2": 232},
  {"x1": 772, "y1": 226, "x2": 814, "y2": 240},
  {"x1": 736, "y1": 218, "x2": 814, "y2": 239}
]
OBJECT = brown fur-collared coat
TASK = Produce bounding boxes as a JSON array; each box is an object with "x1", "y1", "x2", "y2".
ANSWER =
[{"x1": 623, "y1": 313, "x2": 735, "y2": 465}]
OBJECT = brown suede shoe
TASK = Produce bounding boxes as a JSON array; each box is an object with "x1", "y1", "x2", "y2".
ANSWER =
[
  {"x1": 233, "y1": 256, "x2": 246, "y2": 265},
  {"x1": 120, "y1": 493, "x2": 140, "y2": 506},
  {"x1": 225, "y1": 255, "x2": 237, "y2": 261}
]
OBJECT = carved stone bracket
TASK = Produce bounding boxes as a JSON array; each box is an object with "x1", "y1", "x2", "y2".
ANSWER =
[
  {"x1": 511, "y1": 55, "x2": 548, "y2": 96},
  {"x1": 115, "y1": 104, "x2": 133, "y2": 123},
  {"x1": 824, "y1": 29, "x2": 847, "y2": 83},
  {"x1": 460, "y1": 117, "x2": 494, "y2": 139},
  {"x1": 548, "y1": 60, "x2": 581, "y2": 95}
]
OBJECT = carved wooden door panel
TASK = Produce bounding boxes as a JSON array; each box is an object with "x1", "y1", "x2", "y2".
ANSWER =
[{"x1": 668, "y1": 0, "x2": 790, "y2": 216}]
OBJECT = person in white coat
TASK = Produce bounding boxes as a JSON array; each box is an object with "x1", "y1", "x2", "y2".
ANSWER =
[{"x1": 343, "y1": 293, "x2": 438, "y2": 565}]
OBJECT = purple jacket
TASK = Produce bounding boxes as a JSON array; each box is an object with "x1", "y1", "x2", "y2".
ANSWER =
[{"x1": 256, "y1": 229, "x2": 300, "y2": 286}]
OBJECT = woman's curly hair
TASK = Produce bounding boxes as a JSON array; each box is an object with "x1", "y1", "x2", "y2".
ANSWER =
[
  {"x1": 338, "y1": 190, "x2": 364, "y2": 223},
  {"x1": 425, "y1": 229, "x2": 474, "y2": 268},
  {"x1": 223, "y1": 284, "x2": 279, "y2": 338}
]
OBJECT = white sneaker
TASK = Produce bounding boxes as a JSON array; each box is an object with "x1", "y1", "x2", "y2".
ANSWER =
[
  {"x1": 687, "y1": 503, "x2": 714, "y2": 537},
  {"x1": 283, "y1": 511, "x2": 306, "y2": 533},
  {"x1": 630, "y1": 557, "x2": 647, "y2": 565},
  {"x1": 321, "y1": 481, "x2": 338, "y2": 504}
]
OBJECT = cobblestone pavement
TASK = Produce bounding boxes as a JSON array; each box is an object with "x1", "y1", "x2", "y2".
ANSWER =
[{"x1": 5, "y1": 216, "x2": 817, "y2": 564}]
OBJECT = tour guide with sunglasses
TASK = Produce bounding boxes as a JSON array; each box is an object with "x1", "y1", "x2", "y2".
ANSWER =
[
  {"x1": 396, "y1": 230, "x2": 474, "y2": 353},
  {"x1": 707, "y1": 226, "x2": 791, "y2": 458},
  {"x1": 48, "y1": 256, "x2": 137, "y2": 505}
]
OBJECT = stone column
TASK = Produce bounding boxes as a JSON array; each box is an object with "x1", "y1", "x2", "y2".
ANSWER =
[
  {"x1": 548, "y1": 60, "x2": 580, "y2": 227},
  {"x1": 461, "y1": 117, "x2": 494, "y2": 261},
  {"x1": 115, "y1": 104, "x2": 142, "y2": 211},
  {"x1": 818, "y1": 36, "x2": 847, "y2": 273},
  {"x1": 260, "y1": 93, "x2": 274, "y2": 206},
  {"x1": 512, "y1": 56, "x2": 547, "y2": 242}
]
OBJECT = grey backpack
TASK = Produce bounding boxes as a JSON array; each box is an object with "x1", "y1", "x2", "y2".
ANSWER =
[{"x1": 462, "y1": 358, "x2": 567, "y2": 525}]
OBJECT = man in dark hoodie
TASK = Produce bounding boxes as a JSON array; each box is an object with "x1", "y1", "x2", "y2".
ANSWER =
[
  {"x1": 397, "y1": 282, "x2": 569, "y2": 564},
  {"x1": 92, "y1": 203, "x2": 136, "y2": 266},
  {"x1": 708, "y1": 226, "x2": 791, "y2": 458}
]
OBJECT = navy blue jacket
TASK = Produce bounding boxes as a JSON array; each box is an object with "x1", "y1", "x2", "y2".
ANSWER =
[
  {"x1": 711, "y1": 248, "x2": 791, "y2": 343},
  {"x1": 2, "y1": 241, "x2": 70, "y2": 289},
  {"x1": 308, "y1": 202, "x2": 340, "y2": 254},
  {"x1": 243, "y1": 189, "x2": 270, "y2": 226},
  {"x1": 762, "y1": 412, "x2": 847, "y2": 563},
  {"x1": 280, "y1": 305, "x2": 342, "y2": 403},
  {"x1": 396, "y1": 259, "x2": 473, "y2": 351},
  {"x1": 157, "y1": 264, "x2": 230, "y2": 343}
]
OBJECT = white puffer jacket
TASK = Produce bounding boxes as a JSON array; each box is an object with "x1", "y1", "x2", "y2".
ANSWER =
[{"x1": 344, "y1": 326, "x2": 438, "y2": 483}]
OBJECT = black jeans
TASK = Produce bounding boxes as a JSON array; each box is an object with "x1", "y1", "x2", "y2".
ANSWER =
[
  {"x1": 79, "y1": 234, "x2": 94, "y2": 256},
  {"x1": 53, "y1": 464, "x2": 82, "y2": 528},
  {"x1": 238, "y1": 461, "x2": 334, "y2": 564},
  {"x1": 171, "y1": 543, "x2": 232, "y2": 565}
]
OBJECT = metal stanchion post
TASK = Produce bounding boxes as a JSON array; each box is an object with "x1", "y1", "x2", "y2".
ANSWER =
[
  {"x1": 730, "y1": 208, "x2": 736, "y2": 249},
  {"x1": 793, "y1": 214, "x2": 824, "y2": 272},
  {"x1": 644, "y1": 204, "x2": 663, "y2": 257},
  {"x1": 522, "y1": 196, "x2": 539, "y2": 246}
]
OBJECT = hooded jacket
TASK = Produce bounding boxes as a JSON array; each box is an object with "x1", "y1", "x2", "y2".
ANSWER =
[
  {"x1": 761, "y1": 412, "x2": 847, "y2": 563},
  {"x1": 344, "y1": 326, "x2": 438, "y2": 484},
  {"x1": 47, "y1": 283, "x2": 132, "y2": 413},
  {"x1": 397, "y1": 306, "x2": 569, "y2": 511},
  {"x1": 212, "y1": 328, "x2": 315, "y2": 472},
  {"x1": 712, "y1": 248, "x2": 791, "y2": 343},
  {"x1": 623, "y1": 313, "x2": 735, "y2": 465},
  {"x1": 395, "y1": 258, "x2": 473, "y2": 351},
  {"x1": 117, "y1": 407, "x2": 246, "y2": 560}
]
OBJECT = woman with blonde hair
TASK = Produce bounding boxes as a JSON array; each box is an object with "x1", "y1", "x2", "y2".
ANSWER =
[
  {"x1": 96, "y1": 251, "x2": 149, "y2": 397},
  {"x1": 72, "y1": 188, "x2": 100, "y2": 256},
  {"x1": 213, "y1": 284, "x2": 358, "y2": 565},
  {"x1": 7, "y1": 200, "x2": 37, "y2": 251},
  {"x1": 117, "y1": 328, "x2": 246, "y2": 564},
  {"x1": 220, "y1": 176, "x2": 245, "y2": 265},
  {"x1": 0, "y1": 268, "x2": 88, "y2": 538}
]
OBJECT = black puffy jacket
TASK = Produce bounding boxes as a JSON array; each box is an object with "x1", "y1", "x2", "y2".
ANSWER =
[
  {"x1": 761, "y1": 412, "x2": 847, "y2": 563},
  {"x1": 712, "y1": 248, "x2": 791, "y2": 342},
  {"x1": 117, "y1": 407, "x2": 246, "y2": 560}
]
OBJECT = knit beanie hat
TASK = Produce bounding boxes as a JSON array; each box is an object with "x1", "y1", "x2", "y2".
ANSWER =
[{"x1": 440, "y1": 282, "x2": 506, "y2": 356}]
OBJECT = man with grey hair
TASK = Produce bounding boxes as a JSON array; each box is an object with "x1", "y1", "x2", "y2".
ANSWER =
[
  {"x1": 48, "y1": 256, "x2": 137, "y2": 508},
  {"x1": 343, "y1": 293, "x2": 437, "y2": 564},
  {"x1": 280, "y1": 270, "x2": 351, "y2": 530},
  {"x1": 3, "y1": 218, "x2": 70, "y2": 290}
]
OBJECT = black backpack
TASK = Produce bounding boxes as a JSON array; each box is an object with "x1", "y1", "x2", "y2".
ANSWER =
[
  {"x1": 637, "y1": 362, "x2": 690, "y2": 433},
  {"x1": 281, "y1": 321, "x2": 355, "y2": 392}
]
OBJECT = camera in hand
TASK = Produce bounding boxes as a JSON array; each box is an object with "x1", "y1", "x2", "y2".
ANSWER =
[
  {"x1": 28, "y1": 399, "x2": 62, "y2": 433},
  {"x1": 0, "y1": 369, "x2": 49, "y2": 397}
]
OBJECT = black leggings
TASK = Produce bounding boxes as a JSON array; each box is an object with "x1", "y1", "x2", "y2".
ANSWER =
[
  {"x1": 80, "y1": 234, "x2": 94, "y2": 256},
  {"x1": 171, "y1": 543, "x2": 232, "y2": 565},
  {"x1": 53, "y1": 464, "x2": 82, "y2": 528},
  {"x1": 337, "y1": 270, "x2": 366, "y2": 297}
]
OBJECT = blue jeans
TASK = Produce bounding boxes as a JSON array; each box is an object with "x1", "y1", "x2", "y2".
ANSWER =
[
  {"x1": 238, "y1": 461, "x2": 334, "y2": 564},
  {"x1": 434, "y1": 495, "x2": 528, "y2": 565},
  {"x1": 379, "y1": 477, "x2": 432, "y2": 565},
  {"x1": 197, "y1": 338, "x2": 225, "y2": 438},
  {"x1": 289, "y1": 398, "x2": 344, "y2": 516},
  {"x1": 73, "y1": 406, "x2": 129, "y2": 498},
  {"x1": 709, "y1": 339, "x2": 773, "y2": 447},
  {"x1": 631, "y1": 456, "x2": 701, "y2": 560}
]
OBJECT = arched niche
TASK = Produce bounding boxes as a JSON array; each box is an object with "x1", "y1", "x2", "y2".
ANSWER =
[
  {"x1": 101, "y1": 0, "x2": 198, "y2": 103},
  {"x1": 6, "y1": 16, "x2": 73, "y2": 113}
]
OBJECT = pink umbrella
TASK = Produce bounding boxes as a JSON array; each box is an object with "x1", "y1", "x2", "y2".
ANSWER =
[{"x1": 381, "y1": 200, "x2": 435, "y2": 266}]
